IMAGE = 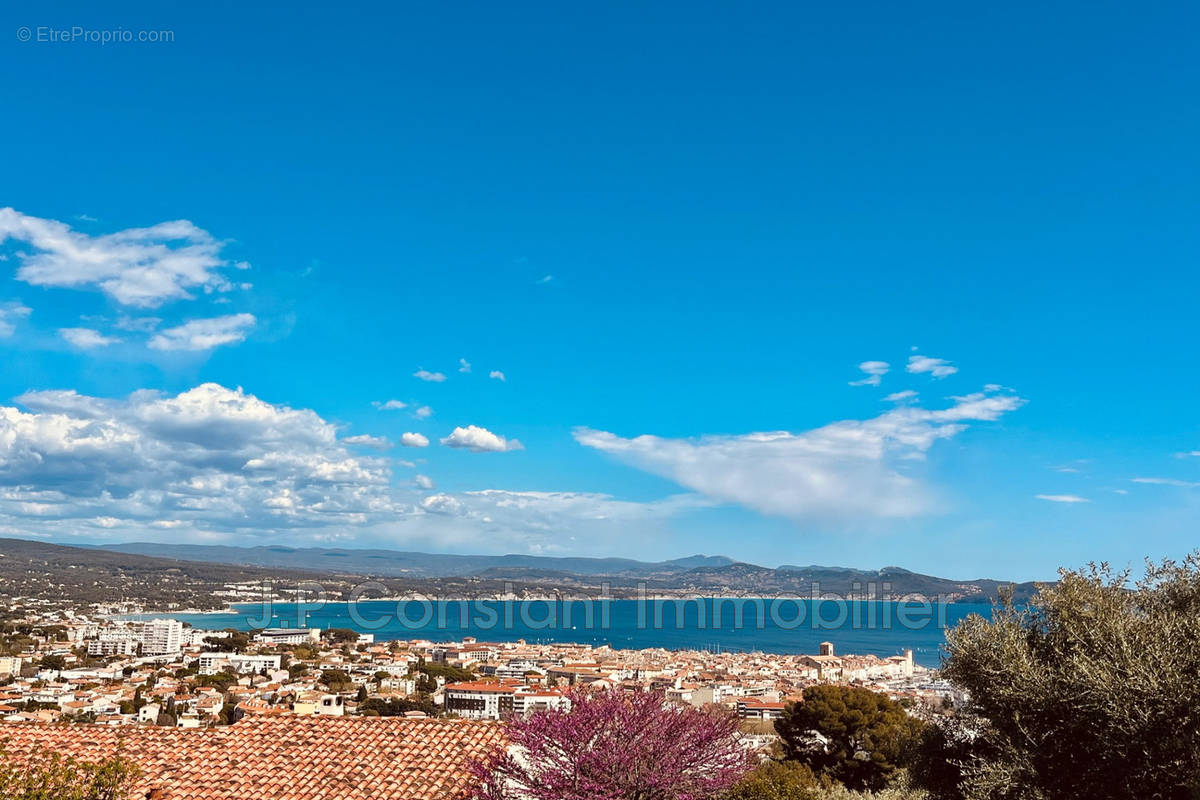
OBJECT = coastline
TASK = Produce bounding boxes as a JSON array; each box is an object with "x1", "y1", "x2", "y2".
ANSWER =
[{"x1": 119, "y1": 593, "x2": 979, "y2": 617}]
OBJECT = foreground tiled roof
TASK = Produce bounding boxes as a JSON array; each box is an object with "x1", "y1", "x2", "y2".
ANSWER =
[{"x1": 0, "y1": 715, "x2": 505, "y2": 799}]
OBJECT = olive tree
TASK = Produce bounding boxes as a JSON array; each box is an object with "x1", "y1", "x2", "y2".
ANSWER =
[{"x1": 939, "y1": 555, "x2": 1200, "y2": 800}]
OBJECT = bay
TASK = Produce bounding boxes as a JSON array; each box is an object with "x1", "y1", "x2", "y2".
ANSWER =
[{"x1": 140, "y1": 598, "x2": 993, "y2": 668}]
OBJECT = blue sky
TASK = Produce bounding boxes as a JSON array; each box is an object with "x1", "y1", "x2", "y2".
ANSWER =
[{"x1": 1, "y1": 0, "x2": 1198, "y2": 580}]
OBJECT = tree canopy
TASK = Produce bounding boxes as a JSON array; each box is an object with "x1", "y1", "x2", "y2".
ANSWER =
[
  {"x1": 938, "y1": 555, "x2": 1200, "y2": 800},
  {"x1": 470, "y1": 688, "x2": 752, "y2": 800},
  {"x1": 324, "y1": 627, "x2": 360, "y2": 644},
  {"x1": 775, "y1": 685, "x2": 921, "y2": 791},
  {"x1": 0, "y1": 749, "x2": 139, "y2": 800}
]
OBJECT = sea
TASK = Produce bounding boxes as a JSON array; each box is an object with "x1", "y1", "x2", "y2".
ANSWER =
[{"x1": 135, "y1": 598, "x2": 994, "y2": 669}]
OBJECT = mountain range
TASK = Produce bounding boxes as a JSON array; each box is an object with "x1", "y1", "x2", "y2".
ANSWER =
[
  {"x1": 90, "y1": 543, "x2": 735, "y2": 579},
  {"x1": 89, "y1": 542, "x2": 1042, "y2": 601}
]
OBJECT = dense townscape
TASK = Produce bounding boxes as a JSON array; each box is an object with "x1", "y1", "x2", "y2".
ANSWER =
[
  {"x1": 3, "y1": 557, "x2": 1199, "y2": 800},
  {"x1": 2, "y1": 3, "x2": 1196, "y2": 796},
  {"x1": 0, "y1": 607, "x2": 952, "y2": 733}
]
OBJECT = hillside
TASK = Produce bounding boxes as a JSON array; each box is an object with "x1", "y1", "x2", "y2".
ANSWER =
[
  {"x1": 0, "y1": 537, "x2": 319, "y2": 610},
  {"x1": 88, "y1": 542, "x2": 1040, "y2": 602},
  {"x1": 679, "y1": 562, "x2": 1042, "y2": 602},
  {"x1": 92, "y1": 543, "x2": 736, "y2": 579}
]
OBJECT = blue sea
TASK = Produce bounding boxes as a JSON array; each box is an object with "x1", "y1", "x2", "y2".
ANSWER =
[{"x1": 139, "y1": 598, "x2": 993, "y2": 668}]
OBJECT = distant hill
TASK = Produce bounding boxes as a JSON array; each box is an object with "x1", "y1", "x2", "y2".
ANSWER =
[
  {"x1": 92, "y1": 543, "x2": 736, "y2": 579},
  {"x1": 0, "y1": 537, "x2": 320, "y2": 609},
  {"x1": 681, "y1": 562, "x2": 1042, "y2": 602},
  {"x1": 88, "y1": 542, "x2": 1041, "y2": 602}
]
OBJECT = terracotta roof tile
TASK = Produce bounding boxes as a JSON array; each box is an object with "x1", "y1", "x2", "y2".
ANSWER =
[{"x1": 0, "y1": 715, "x2": 505, "y2": 800}]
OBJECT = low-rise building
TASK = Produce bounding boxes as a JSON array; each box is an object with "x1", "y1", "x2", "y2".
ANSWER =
[
  {"x1": 196, "y1": 653, "x2": 283, "y2": 675},
  {"x1": 443, "y1": 680, "x2": 518, "y2": 720},
  {"x1": 254, "y1": 628, "x2": 321, "y2": 646}
]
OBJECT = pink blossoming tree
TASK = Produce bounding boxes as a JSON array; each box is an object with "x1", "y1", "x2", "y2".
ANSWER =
[{"x1": 469, "y1": 688, "x2": 753, "y2": 800}]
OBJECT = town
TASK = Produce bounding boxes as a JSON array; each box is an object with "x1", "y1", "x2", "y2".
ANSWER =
[{"x1": 0, "y1": 610, "x2": 958, "y2": 733}]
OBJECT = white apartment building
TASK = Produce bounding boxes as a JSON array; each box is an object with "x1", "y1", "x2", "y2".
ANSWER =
[
  {"x1": 87, "y1": 638, "x2": 139, "y2": 657},
  {"x1": 493, "y1": 660, "x2": 543, "y2": 679},
  {"x1": 512, "y1": 688, "x2": 570, "y2": 716},
  {"x1": 188, "y1": 629, "x2": 230, "y2": 647},
  {"x1": 195, "y1": 653, "x2": 283, "y2": 675},
  {"x1": 443, "y1": 680, "x2": 571, "y2": 720},
  {"x1": 253, "y1": 628, "x2": 321, "y2": 645},
  {"x1": 0, "y1": 656, "x2": 21, "y2": 676},
  {"x1": 736, "y1": 698, "x2": 786, "y2": 720},
  {"x1": 442, "y1": 681, "x2": 517, "y2": 720},
  {"x1": 137, "y1": 619, "x2": 185, "y2": 656}
]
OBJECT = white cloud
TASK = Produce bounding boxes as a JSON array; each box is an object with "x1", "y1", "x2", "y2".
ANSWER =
[
  {"x1": 413, "y1": 406, "x2": 433, "y2": 419},
  {"x1": 1036, "y1": 494, "x2": 1090, "y2": 503},
  {"x1": 400, "y1": 432, "x2": 430, "y2": 448},
  {"x1": 906, "y1": 355, "x2": 958, "y2": 378},
  {"x1": 342, "y1": 434, "x2": 391, "y2": 450},
  {"x1": 148, "y1": 314, "x2": 256, "y2": 351},
  {"x1": 1132, "y1": 477, "x2": 1200, "y2": 489},
  {"x1": 373, "y1": 399, "x2": 407, "y2": 411},
  {"x1": 0, "y1": 208, "x2": 244, "y2": 307},
  {"x1": 0, "y1": 383, "x2": 395, "y2": 538},
  {"x1": 416, "y1": 489, "x2": 706, "y2": 531},
  {"x1": 59, "y1": 327, "x2": 122, "y2": 349},
  {"x1": 0, "y1": 301, "x2": 32, "y2": 337},
  {"x1": 849, "y1": 361, "x2": 889, "y2": 387},
  {"x1": 885, "y1": 390, "x2": 918, "y2": 403},
  {"x1": 574, "y1": 387, "x2": 1024, "y2": 523},
  {"x1": 489, "y1": 370, "x2": 506, "y2": 382},
  {"x1": 114, "y1": 315, "x2": 161, "y2": 332},
  {"x1": 0, "y1": 383, "x2": 704, "y2": 551},
  {"x1": 1176, "y1": 451, "x2": 1200, "y2": 459},
  {"x1": 414, "y1": 474, "x2": 435, "y2": 490},
  {"x1": 414, "y1": 369, "x2": 447, "y2": 382},
  {"x1": 441, "y1": 425, "x2": 524, "y2": 453},
  {"x1": 459, "y1": 358, "x2": 471, "y2": 373},
  {"x1": 536, "y1": 275, "x2": 553, "y2": 284}
]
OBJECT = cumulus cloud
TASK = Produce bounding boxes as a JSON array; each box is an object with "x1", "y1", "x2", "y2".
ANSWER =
[
  {"x1": 148, "y1": 314, "x2": 256, "y2": 351},
  {"x1": 60, "y1": 328, "x2": 122, "y2": 349},
  {"x1": 0, "y1": 301, "x2": 32, "y2": 337},
  {"x1": 441, "y1": 425, "x2": 524, "y2": 453},
  {"x1": 1036, "y1": 494, "x2": 1090, "y2": 503},
  {"x1": 0, "y1": 383, "x2": 711, "y2": 551},
  {"x1": 413, "y1": 369, "x2": 446, "y2": 382},
  {"x1": 575, "y1": 388, "x2": 1024, "y2": 522},
  {"x1": 458, "y1": 358, "x2": 471, "y2": 373},
  {"x1": 413, "y1": 406, "x2": 433, "y2": 419},
  {"x1": 400, "y1": 432, "x2": 430, "y2": 448},
  {"x1": 489, "y1": 370, "x2": 506, "y2": 382},
  {"x1": 342, "y1": 434, "x2": 391, "y2": 450},
  {"x1": 849, "y1": 361, "x2": 889, "y2": 387},
  {"x1": 0, "y1": 208, "x2": 244, "y2": 308},
  {"x1": 0, "y1": 383, "x2": 395, "y2": 538},
  {"x1": 373, "y1": 400, "x2": 407, "y2": 411},
  {"x1": 907, "y1": 355, "x2": 958, "y2": 378}
]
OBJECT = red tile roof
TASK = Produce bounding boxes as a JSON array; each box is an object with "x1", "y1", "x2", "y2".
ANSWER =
[
  {"x1": 443, "y1": 681, "x2": 519, "y2": 694},
  {"x1": 0, "y1": 715, "x2": 505, "y2": 800}
]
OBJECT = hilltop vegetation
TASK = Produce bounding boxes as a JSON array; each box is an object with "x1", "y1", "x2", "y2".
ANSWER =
[{"x1": 88, "y1": 542, "x2": 1039, "y2": 602}]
